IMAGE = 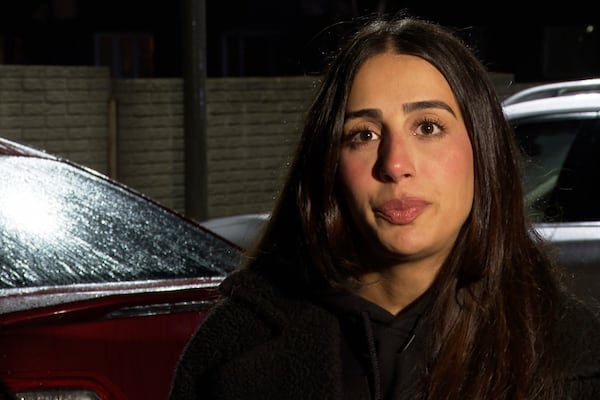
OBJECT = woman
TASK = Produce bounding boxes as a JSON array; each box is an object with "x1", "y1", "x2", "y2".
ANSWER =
[{"x1": 169, "y1": 15, "x2": 600, "y2": 400}]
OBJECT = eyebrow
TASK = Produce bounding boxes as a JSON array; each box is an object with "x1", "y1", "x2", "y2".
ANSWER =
[
  {"x1": 403, "y1": 100, "x2": 456, "y2": 117},
  {"x1": 344, "y1": 100, "x2": 457, "y2": 122},
  {"x1": 344, "y1": 108, "x2": 382, "y2": 121}
]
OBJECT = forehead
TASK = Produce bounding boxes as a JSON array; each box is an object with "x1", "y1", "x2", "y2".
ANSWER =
[{"x1": 347, "y1": 53, "x2": 458, "y2": 108}]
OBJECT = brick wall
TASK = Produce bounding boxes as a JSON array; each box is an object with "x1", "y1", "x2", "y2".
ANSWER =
[
  {"x1": 0, "y1": 65, "x2": 523, "y2": 220},
  {"x1": 111, "y1": 78, "x2": 187, "y2": 213},
  {"x1": 205, "y1": 77, "x2": 316, "y2": 216},
  {"x1": 110, "y1": 76, "x2": 317, "y2": 217},
  {"x1": 0, "y1": 66, "x2": 110, "y2": 174}
]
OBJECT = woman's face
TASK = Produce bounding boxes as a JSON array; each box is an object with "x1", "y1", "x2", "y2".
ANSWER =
[{"x1": 338, "y1": 52, "x2": 474, "y2": 269}]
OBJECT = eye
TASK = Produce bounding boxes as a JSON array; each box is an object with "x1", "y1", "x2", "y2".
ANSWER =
[
  {"x1": 343, "y1": 127, "x2": 381, "y2": 147},
  {"x1": 414, "y1": 117, "x2": 445, "y2": 137},
  {"x1": 355, "y1": 130, "x2": 378, "y2": 142}
]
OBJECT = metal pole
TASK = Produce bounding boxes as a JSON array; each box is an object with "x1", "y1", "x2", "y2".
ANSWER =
[
  {"x1": 182, "y1": 0, "x2": 208, "y2": 221},
  {"x1": 106, "y1": 98, "x2": 118, "y2": 180}
]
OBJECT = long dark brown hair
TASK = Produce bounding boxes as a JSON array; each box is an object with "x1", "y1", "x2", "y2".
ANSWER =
[{"x1": 245, "y1": 14, "x2": 567, "y2": 399}]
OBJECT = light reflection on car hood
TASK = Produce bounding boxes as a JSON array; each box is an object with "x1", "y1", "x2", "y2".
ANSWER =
[{"x1": 0, "y1": 155, "x2": 240, "y2": 290}]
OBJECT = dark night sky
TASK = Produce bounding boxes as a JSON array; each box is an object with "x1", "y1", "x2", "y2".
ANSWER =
[{"x1": 0, "y1": 0, "x2": 598, "y2": 82}]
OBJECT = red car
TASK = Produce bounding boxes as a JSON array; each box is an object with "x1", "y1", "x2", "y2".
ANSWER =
[{"x1": 0, "y1": 138, "x2": 240, "y2": 400}]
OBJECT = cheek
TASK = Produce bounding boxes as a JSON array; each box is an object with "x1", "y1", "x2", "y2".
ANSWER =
[
  {"x1": 338, "y1": 162, "x2": 357, "y2": 187},
  {"x1": 337, "y1": 154, "x2": 375, "y2": 215},
  {"x1": 439, "y1": 144, "x2": 474, "y2": 201},
  {"x1": 338, "y1": 154, "x2": 372, "y2": 192}
]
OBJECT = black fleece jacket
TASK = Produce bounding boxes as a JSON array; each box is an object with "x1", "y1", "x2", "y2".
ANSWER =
[
  {"x1": 169, "y1": 268, "x2": 600, "y2": 400},
  {"x1": 318, "y1": 289, "x2": 434, "y2": 399}
]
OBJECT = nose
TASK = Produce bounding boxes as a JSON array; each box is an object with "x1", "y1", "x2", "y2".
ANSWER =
[{"x1": 375, "y1": 134, "x2": 415, "y2": 182}]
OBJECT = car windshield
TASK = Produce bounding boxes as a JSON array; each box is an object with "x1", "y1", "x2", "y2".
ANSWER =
[
  {"x1": 0, "y1": 156, "x2": 240, "y2": 289},
  {"x1": 513, "y1": 115, "x2": 600, "y2": 223}
]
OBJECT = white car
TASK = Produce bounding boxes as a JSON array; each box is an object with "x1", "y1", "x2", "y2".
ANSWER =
[
  {"x1": 503, "y1": 78, "x2": 600, "y2": 306},
  {"x1": 200, "y1": 213, "x2": 270, "y2": 249}
]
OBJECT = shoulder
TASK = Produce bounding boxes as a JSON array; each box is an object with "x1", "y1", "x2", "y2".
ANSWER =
[
  {"x1": 560, "y1": 301, "x2": 600, "y2": 398},
  {"x1": 170, "y1": 269, "x2": 343, "y2": 399},
  {"x1": 557, "y1": 297, "x2": 600, "y2": 350},
  {"x1": 188, "y1": 268, "x2": 341, "y2": 357},
  {"x1": 556, "y1": 297, "x2": 600, "y2": 388}
]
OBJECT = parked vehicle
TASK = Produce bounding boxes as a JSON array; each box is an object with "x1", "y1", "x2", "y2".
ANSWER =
[
  {"x1": 200, "y1": 213, "x2": 270, "y2": 249},
  {"x1": 503, "y1": 78, "x2": 600, "y2": 306},
  {"x1": 0, "y1": 138, "x2": 241, "y2": 400}
]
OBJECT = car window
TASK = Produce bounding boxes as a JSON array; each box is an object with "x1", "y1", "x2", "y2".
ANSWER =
[
  {"x1": 512, "y1": 115, "x2": 600, "y2": 222},
  {"x1": 0, "y1": 156, "x2": 240, "y2": 289}
]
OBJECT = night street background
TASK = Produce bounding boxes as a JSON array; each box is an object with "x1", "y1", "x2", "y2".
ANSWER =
[{"x1": 0, "y1": 0, "x2": 598, "y2": 82}]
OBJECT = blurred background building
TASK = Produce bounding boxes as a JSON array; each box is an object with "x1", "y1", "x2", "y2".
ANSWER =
[{"x1": 0, "y1": 0, "x2": 598, "y2": 82}]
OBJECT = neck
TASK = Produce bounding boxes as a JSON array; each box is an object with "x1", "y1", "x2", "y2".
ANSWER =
[{"x1": 355, "y1": 260, "x2": 440, "y2": 315}]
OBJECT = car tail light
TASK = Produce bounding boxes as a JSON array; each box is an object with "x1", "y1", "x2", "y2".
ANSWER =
[{"x1": 14, "y1": 389, "x2": 102, "y2": 400}]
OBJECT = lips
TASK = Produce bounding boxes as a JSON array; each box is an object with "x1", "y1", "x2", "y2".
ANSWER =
[{"x1": 375, "y1": 197, "x2": 430, "y2": 225}]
